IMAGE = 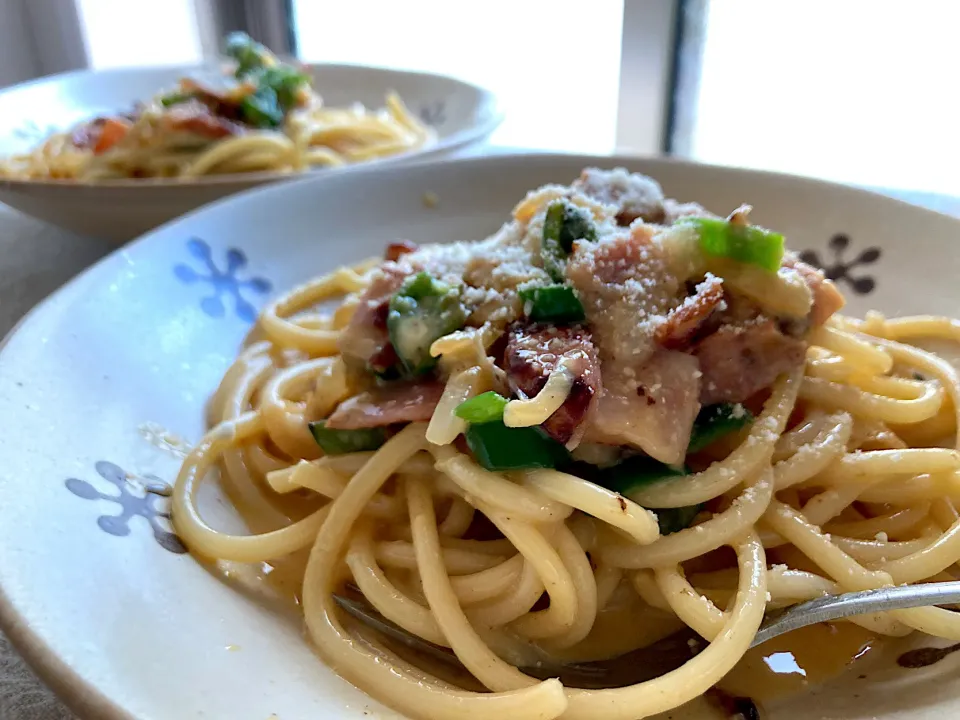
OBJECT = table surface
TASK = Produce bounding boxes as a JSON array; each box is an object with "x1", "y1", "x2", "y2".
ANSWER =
[{"x1": 1, "y1": 160, "x2": 960, "y2": 719}]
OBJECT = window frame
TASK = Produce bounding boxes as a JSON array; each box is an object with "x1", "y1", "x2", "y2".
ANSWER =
[
  {"x1": 214, "y1": 0, "x2": 680, "y2": 154},
  {"x1": 614, "y1": 0, "x2": 681, "y2": 155}
]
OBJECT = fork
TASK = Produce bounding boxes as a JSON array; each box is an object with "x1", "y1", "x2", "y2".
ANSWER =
[{"x1": 333, "y1": 581, "x2": 960, "y2": 689}]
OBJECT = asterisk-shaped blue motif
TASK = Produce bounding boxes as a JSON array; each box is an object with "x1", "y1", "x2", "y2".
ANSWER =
[
  {"x1": 419, "y1": 100, "x2": 447, "y2": 127},
  {"x1": 65, "y1": 460, "x2": 186, "y2": 554},
  {"x1": 173, "y1": 238, "x2": 272, "y2": 322}
]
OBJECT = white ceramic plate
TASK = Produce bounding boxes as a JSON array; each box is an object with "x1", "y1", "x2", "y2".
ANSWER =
[
  {"x1": 0, "y1": 63, "x2": 502, "y2": 242},
  {"x1": 2, "y1": 154, "x2": 960, "y2": 720}
]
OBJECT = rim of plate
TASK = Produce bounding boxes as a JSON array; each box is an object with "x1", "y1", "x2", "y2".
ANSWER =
[
  {"x1": 0, "y1": 62, "x2": 504, "y2": 190},
  {"x1": 1, "y1": 151, "x2": 958, "y2": 720}
]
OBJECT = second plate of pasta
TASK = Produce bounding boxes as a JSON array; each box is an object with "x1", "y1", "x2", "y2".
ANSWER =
[{"x1": 0, "y1": 46, "x2": 501, "y2": 241}]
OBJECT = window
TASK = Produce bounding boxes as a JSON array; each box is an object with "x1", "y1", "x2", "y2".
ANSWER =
[
  {"x1": 674, "y1": 0, "x2": 960, "y2": 195},
  {"x1": 77, "y1": 0, "x2": 204, "y2": 69},
  {"x1": 292, "y1": 0, "x2": 626, "y2": 154}
]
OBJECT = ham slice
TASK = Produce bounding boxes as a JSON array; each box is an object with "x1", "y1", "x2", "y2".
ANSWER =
[
  {"x1": 161, "y1": 100, "x2": 246, "y2": 140},
  {"x1": 584, "y1": 349, "x2": 701, "y2": 465},
  {"x1": 782, "y1": 255, "x2": 845, "y2": 326},
  {"x1": 325, "y1": 380, "x2": 444, "y2": 430},
  {"x1": 695, "y1": 318, "x2": 806, "y2": 404},
  {"x1": 503, "y1": 324, "x2": 602, "y2": 446},
  {"x1": 338, "y1": 264, "x2": 408, "y2": 370}
]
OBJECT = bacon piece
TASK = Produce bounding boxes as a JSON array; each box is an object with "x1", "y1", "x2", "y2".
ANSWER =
[
  {"x1": 503, "y1": 324, "x2": 601, "y2": 446},
  {"x1": 338, "y1": 264, "x2": 408, "y2": 370},
  {"x1": 655, "y1": 274, "x2": 726, "y2": 350},
  {"x1": 695, "y1": 318, "x2": 806, "y2": 404},
  {"x1": 160, "y1": 100, "x2": 246, "y2": 140},
  {"x1": 71, "y1": 107, "x2": 142, "y2": 150},
  {"x1": 584, "y1": 349, "x2": 701, "y2": 465},
  {"x1": 782, "y1": 256, "x2": 845, "y2": 326},
  {"x1": 572, "y1": 167, "x2": 666, "y2": 225},
  {"x1": 72, "y1": 119, "x2": 106, "y2": 150},
  {"x1": 325, "y1": 380, "x2": 445, "y2": 430},
  {"x1": 385, "y1": 240, "x2": 419, "y2": 262},
  {"x1": 566, "y1": 224, "x2": 679, "y2": 368}
]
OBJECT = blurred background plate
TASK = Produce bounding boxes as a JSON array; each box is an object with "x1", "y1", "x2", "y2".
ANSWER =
[{"x1": 0, "y1": 63, "x2": 502, "y2": 242}]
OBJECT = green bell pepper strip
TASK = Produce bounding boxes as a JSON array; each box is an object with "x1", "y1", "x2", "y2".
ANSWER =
[
  {"x1": 594, "y1": 455, "x2": 689, "y2": 496},
  {"x1": 455, "y1": 392, "x2": 509, "y2": 424},
  {"x1": 687, "y1": 403, "x2": 755, "y2": 454},
  {"x1": 685, "y1": 217, "x2": 785, "y2": 272},
  {"x1": 308, "y1": 421, "x2": 386, "y2": 455},
  {"x1": 655, "y1": 505, "x2": 703, "y2": 535},
  {"x1": 225, "y1": 32, "x2": 272, "y2": 78},
  {"x1": 518, "y1": 284, "x2": 585, "y2": 323},
  {"x1": 387, "y1": 272, "x2": 467, "y2": 376},
  {"x1": 541, "y1": 200, "x2": 598, "y2": 281},
  {"x1": 464, "y1": 421, "x2": 569, "y2": 471}
]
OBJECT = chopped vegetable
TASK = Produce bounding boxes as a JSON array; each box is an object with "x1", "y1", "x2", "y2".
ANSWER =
[
  {"x1": 541, "y1": 200, "x2": 597, "y2": 281},
  {"x1": 239, "y1": 85, "x2": 284, "y2": 128},
  {"x1": 455, "y1": 392, "x2": 508, "y2": 424},
  {"x1": 595, "y1": 455, "x2": 688, "y2": 496},
  {"x1": 685, "y1": 217, "x2": 785, "y2": 272},
  {"x1": 519, "y1": 284, "x2": 585, "y2": 323},
  {"x1": 225, "y1": 32, "x2": 272, "y2": 78},
  {"x1": 656, "y1": 505, "x2": 703, "y2": 535},
  {"x1": 308, "y1": 421, "x2": 386, "y2": 455},
  {"x1": 388, "y1": 272, "x2": 467, "y2": 376},
  {"x1": 687, "y1": 403, "x2": 754, "y2": 454},
  {"x1": 465, "y1": 421, "x2": 569, "y2": 471},
  {"x1": 257, "y1": 66, "x2": 310, "y2": 110},
  {"x1": 224, "y1": 33, "x2": 310, "y2": 127},
  {"x1": 93, "y1": 118, "x2": 130, "y2": 155},
  {"x1": 160, "y1": 91, "x2": 196, "y2": 107}
]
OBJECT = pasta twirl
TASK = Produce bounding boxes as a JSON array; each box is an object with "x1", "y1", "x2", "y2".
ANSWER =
[{"x1": 173, "y1": 166, "x2": 960, "y2": 719}]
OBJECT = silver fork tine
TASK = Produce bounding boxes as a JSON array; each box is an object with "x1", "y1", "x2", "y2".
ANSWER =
[{"x1": 333, "y1": 580, "x2": 960, "y2": 688}]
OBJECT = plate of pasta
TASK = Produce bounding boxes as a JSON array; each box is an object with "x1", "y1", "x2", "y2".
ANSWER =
[
  {"x1": 3, "y1": 153, "x2": 960, "y2": 720},
  {"x1": 0, "y1": 33, "x2": 500, "y2": 241}
]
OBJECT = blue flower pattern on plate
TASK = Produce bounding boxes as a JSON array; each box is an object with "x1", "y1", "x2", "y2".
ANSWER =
[
  {"x1": 419, "y1": 100, "x2": 447, "y2": 127},
  {"x1": 174, "y1": 238, "x2": 272, "y2": 322},
  {"x1": 65, "y1": 460, "x2": 186, "y2": 554}
]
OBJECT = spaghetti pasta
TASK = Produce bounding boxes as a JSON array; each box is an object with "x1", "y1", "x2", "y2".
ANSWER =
[
  {"x1": 0, "y1": 34, "x2": 434, "y2": 182},
  {"x1": 172, "y1": 166, "x2": 960, "y2": 719}
]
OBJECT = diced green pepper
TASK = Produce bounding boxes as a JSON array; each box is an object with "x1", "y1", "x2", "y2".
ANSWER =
[
  {"x1": 239, "y1": 86, "x2": 284, "y2": 128},
  {"x1": 388, "y1": 272, "x2": 467, "y2": 376},
  {"x1": 225, "y1": 33, "x2": 309, "y2": 126},
  {"x1": 595, "y1": 455, "x2": 688, "y2": 496},
  {"x1": 455, "y1": 392, "x2": 509, "y2": 424},
  {"x1": 655, "y1": 505, "x2": 703, "y2": 535},
  {"x1": 465, "y1": 421, "x2": 569, "y2": 471},
  {"x1": 519, "y1": 284, "x2": 585, "y2": 323},
  {"x1": 685, "y1": 217, "x2": 785, "y2": 272},
  {"x1": 308, "y1": 421, "x2": 386, "y2": 455},
  {"x1": 541, "y1": 200, "x2": 597, "y2": 281},
  {"x1": 257, "y1": 65, "x2": 310, "y2": 111},
  {"x1": 687, "y1": 403, "x2": 754, "y2": 454},
  {"x1": 225, "y1": 32, "x2": 272, "y2": 78},
  {"x1": 160, "y1": 91, "x2": 196, "y2": 107}
]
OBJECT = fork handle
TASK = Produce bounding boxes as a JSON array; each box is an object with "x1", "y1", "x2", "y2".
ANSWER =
[{"x1": 751, "y1": 580, "x2": 960, "y2": 648}]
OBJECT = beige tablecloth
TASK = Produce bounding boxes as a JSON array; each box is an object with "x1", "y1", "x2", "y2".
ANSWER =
[{"x1": 2, "y1": 180, "x2": 960, "y2": 719}]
